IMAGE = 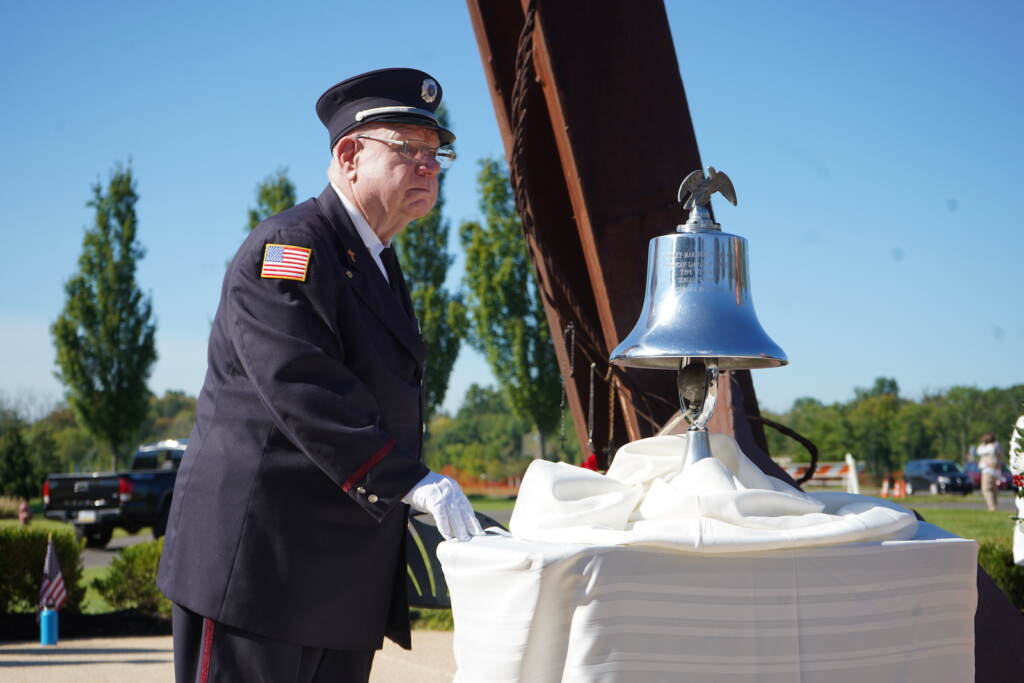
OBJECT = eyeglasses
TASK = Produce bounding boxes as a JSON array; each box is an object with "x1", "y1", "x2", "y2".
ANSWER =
[{"x1": 355, "y1": 134, "x2": 456, "y2": 169}]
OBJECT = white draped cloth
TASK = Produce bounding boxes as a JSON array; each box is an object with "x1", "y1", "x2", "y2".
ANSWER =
[
  {"x1": 439, "y1": 434, "x2": 977, "y2": 682},
  {"x1": 508, "y1": 434, "x2": 918, "y2": 552}
]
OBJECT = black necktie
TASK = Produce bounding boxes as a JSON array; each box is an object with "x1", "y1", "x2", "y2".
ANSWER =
[{"x1": 379, "y1": 247, "x2": 413, "y2": 317}]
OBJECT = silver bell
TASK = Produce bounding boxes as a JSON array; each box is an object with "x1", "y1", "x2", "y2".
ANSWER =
[{"x1": 610, "y1": 168, "x2": 787, "y2": 370}]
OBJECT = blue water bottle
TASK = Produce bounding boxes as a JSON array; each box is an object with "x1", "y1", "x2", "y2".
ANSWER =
[{"x1": 40, "y1": 606, "x2": 58, "y2": 645}]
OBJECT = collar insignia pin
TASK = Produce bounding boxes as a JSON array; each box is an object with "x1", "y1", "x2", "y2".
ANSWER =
[{"x1": 347, "y1": 249, "x2": 356, "y2": 262}]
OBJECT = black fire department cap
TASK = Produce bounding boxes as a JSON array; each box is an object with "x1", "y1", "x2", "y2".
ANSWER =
[{"x1": 315, "y1": 67, "x2": 455, "y2": 150}]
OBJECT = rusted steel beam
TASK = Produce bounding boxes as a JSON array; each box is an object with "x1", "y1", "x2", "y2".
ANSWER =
[
  {"x1": 524, "y1": 0, "x2": 705, "y2": 447},
  {"x1": 465, "y1": 0, "x2": 759, "y2": 466},
  {"x1": 466, "y1": 0, "x2": 628, "y2": 464}
]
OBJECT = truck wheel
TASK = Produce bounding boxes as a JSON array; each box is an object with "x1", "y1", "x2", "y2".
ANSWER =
[
  {"x1": 153, "y1": 502, "x2": 170, "y2": 539},
  {"x1": 75, "y1": 524, "x2": 112, "y2": 548}
]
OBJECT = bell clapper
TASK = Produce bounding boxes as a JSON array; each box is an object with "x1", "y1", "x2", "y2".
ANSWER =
[{"x1": 677, "y1": 358, "x2": 719, "y2": 467}]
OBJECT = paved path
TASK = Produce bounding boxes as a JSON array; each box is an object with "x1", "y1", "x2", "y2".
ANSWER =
[
  {"x1": 0, "y1": 631, "x2": 455, "y2": 682},
  {"x1": 83, "y1": 531, "x2": 155, "y2": 569}
]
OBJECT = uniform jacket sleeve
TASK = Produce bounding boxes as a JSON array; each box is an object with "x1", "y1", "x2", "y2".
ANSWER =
[{"x1": 225, "y1": 222, "x2": 428, "y2": 522}]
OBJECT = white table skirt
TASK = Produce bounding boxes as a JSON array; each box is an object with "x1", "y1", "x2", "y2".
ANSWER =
[{"x1": 439, "y1": 523, "x2": 977, "y2": 683}]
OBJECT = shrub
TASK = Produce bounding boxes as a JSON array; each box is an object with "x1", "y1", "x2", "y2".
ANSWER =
[
  {"x1": 978, "y1": 538, "x2": 1024, "y2": 612},
  {"x1": 92, "y1": 537, "x2": 171, "y2": 618},
  {"x1": 0, "y1": 527, "x2": 84, "y2": 614}
]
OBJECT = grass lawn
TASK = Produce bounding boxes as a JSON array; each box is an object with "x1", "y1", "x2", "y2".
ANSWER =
[
  {"x1": 911, "y1": 507, "x2": 1017, "y2": 545},
  {"x1": 467, "y1": 494, "x2": 516, "y2": 512},
  {"x1": 900, "y1": 494, "x2": 978, "y2": 505},
  {"x1": 80, "y1": 566, "x2": 113, "y2": 614}
]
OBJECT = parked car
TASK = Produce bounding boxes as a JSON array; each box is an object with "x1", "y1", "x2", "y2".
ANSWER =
[
  {"x1": 963, "y1": 462, "x2": 1014, "y2": 490},
  {"x1": 43, "y1": 439, "x2": 186, "y2": 548},
  {"x1": 903, "y1": 459, "x2": 973, "y2": 495}
]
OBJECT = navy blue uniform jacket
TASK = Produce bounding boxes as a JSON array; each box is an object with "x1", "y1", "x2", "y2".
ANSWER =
[{"x1": 157, "y1": 185, "x2": 429, "y2": 651}]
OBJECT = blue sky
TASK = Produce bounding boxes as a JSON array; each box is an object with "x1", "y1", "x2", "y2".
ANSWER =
[{"x1": 1, "y1": 1, "x2": 1020, "y2": 420}]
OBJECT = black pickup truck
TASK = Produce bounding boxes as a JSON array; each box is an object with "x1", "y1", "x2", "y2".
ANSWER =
[{"x1": 43, "y1": 439, "x2": 186, "y2": 548}]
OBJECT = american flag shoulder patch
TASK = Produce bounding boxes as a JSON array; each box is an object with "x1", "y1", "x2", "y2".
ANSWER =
[{"x1": 261, "y1": 243, "x2": 312, "y2": 281}]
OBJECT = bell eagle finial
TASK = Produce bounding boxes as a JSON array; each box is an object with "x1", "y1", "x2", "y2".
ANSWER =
[{"x1": 677, "y1": 167, "x2": 737, "y2": 211}]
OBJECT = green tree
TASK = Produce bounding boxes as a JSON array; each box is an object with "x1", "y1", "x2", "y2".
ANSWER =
[
  {"x1": 891, "y1": 400, "x2": 937, "y2": 464},
  {"x1": 246, "y1": 167, "x2": 296, "y2": 231},
  {"x1": 394, "y1": 105, "x2": 467, "y2": 419},
  {"x1": 785, "y1": 397, "x2": 851, "y2": 459},
  {"x1": 424, "y1": 384, "x2": 531, "y2": 479},
  {"x1": 51, "y1": 164, "x2": 157, "y2": 470},
  {"x1": 24, "y1": 424, "x2": 60, "y2": 484},
  {"x1": 459, "y1": 159, "x2": 561, "y2": 459},
  {"x1": 0, "y1": 422, "x2": 37, "y2": 500},
  {"x1": 841, "y1": 392, "x2": 901, "y2": 477},
  {"x1": 137, "y1": 390, "x2": 197, "y2": 443},
  {"x1": 30, "y1": 404, "x2": 99, "y2": 473},
  {"x1": 854, "y1": 376, "x2": 900, "y2": 400},
  {"x1": 931, "y1": 386, "x2": 988, "y2": 462}
]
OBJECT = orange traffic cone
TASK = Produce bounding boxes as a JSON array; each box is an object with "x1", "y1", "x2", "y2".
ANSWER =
[
  {"x1": 893, "y1": 480, "x2": 906, "y2": 499},
  {"x1": 880, "y1": 479, "x2": 890, "y2": 498}
]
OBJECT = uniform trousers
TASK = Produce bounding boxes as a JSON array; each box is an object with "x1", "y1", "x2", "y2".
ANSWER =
[{"x1": 172, "y1": 603, "x2": 376, "y2": 683}]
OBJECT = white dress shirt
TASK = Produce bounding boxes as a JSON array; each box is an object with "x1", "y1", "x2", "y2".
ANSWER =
[{"x1": 331, "y1": 182, "x2": 389, "y2": 283}]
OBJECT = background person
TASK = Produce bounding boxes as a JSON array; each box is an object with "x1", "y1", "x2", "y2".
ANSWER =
[
  {"x1": 977, "y1": 432, "x2": 1003, "y2": 511},
  {"x1": 157, "y1": 68, "x2": 482, "y2": 683}
]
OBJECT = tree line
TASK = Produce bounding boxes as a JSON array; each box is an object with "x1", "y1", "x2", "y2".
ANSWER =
[{"x1": 761, "y1": 377, "x2": 1024, "y2": 476}]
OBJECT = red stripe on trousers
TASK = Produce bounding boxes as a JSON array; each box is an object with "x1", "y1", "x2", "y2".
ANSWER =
[{"x1": 198, "y1": 617, "x2": 216, "y2": 683}]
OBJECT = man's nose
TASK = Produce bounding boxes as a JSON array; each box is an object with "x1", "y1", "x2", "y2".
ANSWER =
[{"x1": 417, "y1": 157, "x2": 442, "y2": 175}]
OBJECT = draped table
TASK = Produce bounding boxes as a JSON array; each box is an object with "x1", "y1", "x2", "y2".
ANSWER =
[{"x1": 439, "y1": 522, "x2": 977, "y2": 682}]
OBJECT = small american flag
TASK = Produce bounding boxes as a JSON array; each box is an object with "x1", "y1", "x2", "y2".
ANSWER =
[
  {"x1": 261, "y1": 243, "x2": 312, "y2": 281},
  {"x1": 38, "y1": 535, "x2": 67, "y2": 612}
]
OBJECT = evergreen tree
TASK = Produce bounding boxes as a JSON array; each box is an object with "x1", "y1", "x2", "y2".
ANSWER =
[
  {"x1": 459, "y1": 158, "x2": 561, "y2": 459},
  {"x1": 246, "y1": 167, "x2": 296, "y2": 231},
  {"x1": 393, "y1": 105, "x2": 467, "y2": 420},
  {"x1": 52, "y1": 164, "x2": 157, "y2": 470}
]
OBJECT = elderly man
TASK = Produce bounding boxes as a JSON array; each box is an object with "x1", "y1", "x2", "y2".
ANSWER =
[{"x1": 157, "y1": 68, "x2": 482, "y2": 683}]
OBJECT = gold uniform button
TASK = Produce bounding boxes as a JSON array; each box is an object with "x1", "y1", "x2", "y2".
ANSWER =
[{"x1": 367, "y1": 494, "x2": 379, "y2": 504}]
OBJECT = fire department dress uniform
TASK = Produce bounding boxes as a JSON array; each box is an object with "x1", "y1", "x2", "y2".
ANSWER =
[{"x1": 157, "y1": 68, "x2": 453, "y2": 682}]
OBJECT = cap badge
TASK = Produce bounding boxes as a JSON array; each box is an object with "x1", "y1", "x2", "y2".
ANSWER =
[{"x1": 421, "y1": 79, "x2": 438, "y2": 104}]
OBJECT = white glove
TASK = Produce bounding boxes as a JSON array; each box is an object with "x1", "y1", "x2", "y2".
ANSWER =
[{"x1": 403, "y1": 472, "x2": 484, "y2": 541}]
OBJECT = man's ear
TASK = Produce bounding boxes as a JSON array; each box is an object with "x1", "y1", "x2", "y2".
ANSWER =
[{"x1": 336, "y1": 137, "x2": 358, "y2": 180}]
